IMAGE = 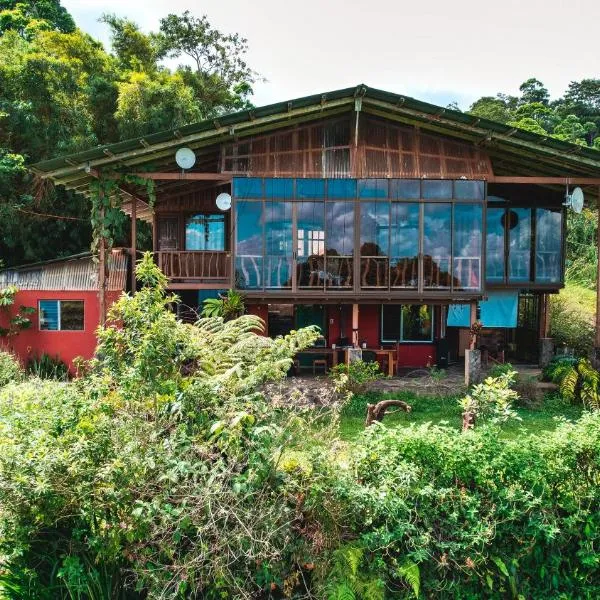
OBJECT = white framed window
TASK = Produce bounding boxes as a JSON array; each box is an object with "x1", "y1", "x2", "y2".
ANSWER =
[{"x1": 39, "y1": 300, "x2": 84, "y2": 331}]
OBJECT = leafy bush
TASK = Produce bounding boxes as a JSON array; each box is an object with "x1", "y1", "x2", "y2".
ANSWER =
[
  {"x1": 488, "y1": 362, "x2": 514, "y2": 378},
  {"x1": 549, "y1": 293, "x2": 595, "y2": 357},
  {"x1": 543, "y1": 356, "x2": 579, "y2": 383},
  {"x1": 559, "y1": 358, "x2": 600, "y2": 411},
  {"x1": 329, "y1": 360, "x2": 382, "y2": 401},
  {"x1": 26, "y1": 352, "x2": 69, "y2": 380},
  {"x1": 0, "y1": 349, "x2": 22, "y2": 387},
  {"x1": 460, "y1": 370, "x2": 519, "y2": 429},
  {"x1": 201, "y1": 289, "x2": 245, "y2": 320},
  {"x1": 311, "y1": 414, "x2": 600, "y2": 599}
]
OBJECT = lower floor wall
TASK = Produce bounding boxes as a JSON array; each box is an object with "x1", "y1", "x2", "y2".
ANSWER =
[{"x1": 1, "y1": 290, "x2": 121, "y2": 374}]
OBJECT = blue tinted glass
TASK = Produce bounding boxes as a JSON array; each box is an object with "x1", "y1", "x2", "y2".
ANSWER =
[
  {"x1": 327, "y1": 179, "x2": 356, "y2": 198},
  {"x1": 232, "y1": 177, "x2": 263, "y2": 198},
  {"x1": 296, "y1": 178, "x2": 325, "y2": 198},
  {"x1": 453, "y1": 204, "x2": 482, "y2": 290},
  {"x1": 185, "y1": 214, "x2": 225, "y2": 250},
  {"x1": 422, "y1": 180, "x2": 453, "y2": 199},
  {"x1": 39, "y1": 300, "x2": 59, "y2": 330},
  {"x1": 265, "y1": 178, "x2": 293, "y2": 198},
  {"x1": 536, "y1": 208, "x2": 562, "y2": 283},
  {"x1": 390, "y1": 203, "x2": 420, "y2": 288},
  {"x1": 454, "y1": 180, "x2": 484, "y2": 200},
  {"x1": 486, "y1": 208, "x2": 505, "y2": 282},
  {"x1": 389, "y1": 179, "x2": 420, "y2": 199},
  {"x1": 509, "y1": 208, "x2": 532, "y2": 282},
  {"x1": 423, "y1": 203, "x2": 452, "y2": 288},
  {"x1": 358, "y1": 179, "x2": 388, "y2": 198},
  {"x1": 236, "y1": 200, "x2": 263, "y2": 289},
  {"x1": 264, "y1": 201, "x2": 292, "y2": 288}
]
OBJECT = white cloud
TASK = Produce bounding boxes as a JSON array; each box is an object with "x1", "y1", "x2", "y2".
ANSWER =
[{"x1": 63, "y1": 0, "x2": 600, "y2": 110}]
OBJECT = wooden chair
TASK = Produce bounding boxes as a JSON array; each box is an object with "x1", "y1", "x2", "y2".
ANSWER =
[{"x1": 313, "y1": 358, "x2": 327, "y2": 374}]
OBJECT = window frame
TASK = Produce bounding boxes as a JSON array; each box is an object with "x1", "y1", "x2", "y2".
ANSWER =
[
  {"x1": 184, "y1": 213, "x2": 226, "y2": 251},
  {"x1": 38, "y1": 299, "x2": 85, "y2": 332},
  {"x1": 380, "y1": 304, "x2": 434, "y2": 343}
]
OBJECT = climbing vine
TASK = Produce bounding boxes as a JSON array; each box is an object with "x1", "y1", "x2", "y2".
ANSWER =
[
  {"x1": 0, "y1": 286, "x2": 35, "y2": 338},
  {"x1": 89, "y1": 174, "x2": 156, "y2": 255}
]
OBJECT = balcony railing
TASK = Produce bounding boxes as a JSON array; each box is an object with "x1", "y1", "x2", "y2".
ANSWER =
[{"x1": 156, "y1": 251, "x2": 231, "y2": 283}]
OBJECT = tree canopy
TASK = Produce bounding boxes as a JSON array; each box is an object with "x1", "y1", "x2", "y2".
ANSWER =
[{"x1": 0, "y1": 1, "x2": 257, "y2": 266}]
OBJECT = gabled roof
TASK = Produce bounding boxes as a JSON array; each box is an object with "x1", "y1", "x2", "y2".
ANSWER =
[{"x1": 31, "y1": 84, "x2": 600, "y2": 196}]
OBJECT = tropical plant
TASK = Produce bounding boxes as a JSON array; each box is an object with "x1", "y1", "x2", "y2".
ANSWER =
[
  {"x1": 0, "y1": 285, "x2": 35, "y2": 337},
  {"x1": 559, "y1": 358, "x2": 600, "y2": 411},
  {"x1": 329, "y1": 359, "x2": 382, "y2": 400},
  {"x1": 460, "y1": 370, "x2": 519, "y2": 429},
  {"x1": 26, "y1": 352, "x2": 69, "y2": 380},
  {"x1": 0, "y1": 348, "x2": 22, "y2": 386},
  {"x1": 201, "y1": 288, "x2": 245, "y2": 320}
]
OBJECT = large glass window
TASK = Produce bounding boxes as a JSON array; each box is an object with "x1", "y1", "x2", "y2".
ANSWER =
[
  {"x1": 536, "y1": 208, "x2": 562, "y2": 283},
  {"x1": 297, "y1": 201, "x2": 325, "y2": 288},
  {"x1": 453, "y1": 204, "x2": 482, "y2": 290},
  {"x1": 326, "y1": 200, "x2": 354, "y2": 288},
  {"x1": 235, "y1": 201, "x2": 263, "y2": 289},
  {"x1": 360, "y1": 201, "x2": 389, "y2": 288},
  {"x1": 39, "y1": 300, "x2": 84, "y2": 331},
  {"x1": 264, "y1": 201, "x2": 292, "y2": 288},
  {"x1": 508, "y1": 208, "x2": 531, "y2": 282},
  {"x1": 486, "y1": 207, "x2": 505, "y2": 282},
  {"x1": 381, "y1": 304, "x2": 433, "y2": 342},
  {"x1": 390, "y1": 203, "x2": 419, "y2": 288},
  {"x1": 185, "y1": 214, "x2": 225, "y2": 250},
  {"x1": 423, "y1": 204, "x2": 452, "y2": 288}
]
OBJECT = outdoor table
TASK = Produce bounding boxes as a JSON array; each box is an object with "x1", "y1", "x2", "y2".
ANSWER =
[
  {"x1": 296, "y1": 347, "x2": 339, "y2": 369},
  {"x1": 343, "y1": 348, "x2": 396, "y2": 376}
]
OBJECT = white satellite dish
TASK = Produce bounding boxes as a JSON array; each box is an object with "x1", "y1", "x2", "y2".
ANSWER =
[
  {"x1": 564, "y1": 186, "x2": 584, "y2": 214},
  {"x1": 175, "y1": 147, "x2": 196, "y2": 170},
  {"x1": 216, "y1": 192, "x2": 232, "y2": 211}
]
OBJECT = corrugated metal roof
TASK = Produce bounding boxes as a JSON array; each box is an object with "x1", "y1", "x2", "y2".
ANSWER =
[
  {"x1": 0, "y1": 252, "x2": 128, "y2": 292},
  {"x1": 31, "y1": 84, "x2": 600, "y2": 193}
]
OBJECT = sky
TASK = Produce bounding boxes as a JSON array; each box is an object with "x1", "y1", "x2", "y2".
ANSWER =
[{"x1": 63, "y1": 0, "x2": 600, "y2": 110}]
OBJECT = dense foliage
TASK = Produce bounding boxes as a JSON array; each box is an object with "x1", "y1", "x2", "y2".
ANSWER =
[
  {"x1": 0, "y1": 1, "x2": 257, "y2": 266},
  {"x1": 0, "y1": 256, "x2": 599, "y2": 598}
]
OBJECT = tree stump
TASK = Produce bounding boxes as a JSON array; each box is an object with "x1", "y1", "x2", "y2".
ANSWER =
[
  {"x1": 462, "y1": 411, "x2": 476, "y2": 431},
  {"x1": 365, "y1": 400, "x2": 412, "y2": 426}
]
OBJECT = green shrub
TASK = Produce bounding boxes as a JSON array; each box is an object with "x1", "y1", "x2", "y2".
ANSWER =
[
  {"x1": 0, "y1": 349, "x2": 22, "y2": 387},
  {"x1": 559, "y1": 358, "x2": 600, "y2": 410},
  {"x1": 543, "y1": 356, "x2": 579, "y2": 383},
  {"x1": 329, "y1": 359, "x2": 382, "y2": 400},
  {"x1": 26, "y1": 352, "x2": 69, "y2": 380},
  {"x1": 488, "y1": 362, "x2": 514, "y2": 378},
  {"x1": 549, "y1": 293, "x2": 595, "y2": 357},
  {"x1": 311, "y1": 414, "x2": 600, "y2": 599}
]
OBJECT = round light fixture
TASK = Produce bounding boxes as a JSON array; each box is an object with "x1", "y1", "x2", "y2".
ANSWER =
[
  {"x1": 216, "y1": 192, "x2": 232, "y2": 211},
  {"x1": 175, "y1": 147, "x2": 196, "y2": 170}
]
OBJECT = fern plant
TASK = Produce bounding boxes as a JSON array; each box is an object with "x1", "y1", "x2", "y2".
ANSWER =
[
  {"x1": 325, "y1": 545, "x2": 385, "y2": 600},
  {"x1": 560, "y1": 358, "x2": 600, "y2": 410}
]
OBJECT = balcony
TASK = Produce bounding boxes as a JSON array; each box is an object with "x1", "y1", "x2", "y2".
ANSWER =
[{"x1": 156, "y1": 251, "x2": 231, "y2": 288}]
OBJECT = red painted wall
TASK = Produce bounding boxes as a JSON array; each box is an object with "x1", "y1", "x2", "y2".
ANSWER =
[
  {"x1": 358, "y1": 304, "x2": 380, "y2": 348},
  {"x1": 245, "y1": 304, "x2": 269, "y2": 335},
  {"x1": 0, "y1": 290, "x2": 121, "y2": 373}
]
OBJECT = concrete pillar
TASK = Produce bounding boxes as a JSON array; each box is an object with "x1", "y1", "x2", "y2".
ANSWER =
[
  {"x1": 539, "y1": 338, "x2": 554, "y2": 368},
  {"x1": 465, "y1": 348, "x2": 482, "y2": 387},
  {"x1": 352, "y1": 303, "x2": 359, "y2": 347}
]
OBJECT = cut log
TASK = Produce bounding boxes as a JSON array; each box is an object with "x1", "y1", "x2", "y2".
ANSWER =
[{"x1": 366, "y1": 400, "x2": 412, "y2": 426}]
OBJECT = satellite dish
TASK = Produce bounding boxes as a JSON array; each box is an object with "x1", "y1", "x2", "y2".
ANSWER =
[
  {"x1": 570, "y1": 187, "x2": 584, "y2": 213},
  {"x1": 175, "y1": 147, "x2": 196, "y2": 170},
  {"x1": 216, "y1": 192, "x2": 232, "y2": 211}
]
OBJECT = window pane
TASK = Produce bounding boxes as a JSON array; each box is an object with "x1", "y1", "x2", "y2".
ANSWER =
[
  {"x1": 297, "y1": 201, "x2": 325, "y2": 288},
  {"x1": 381, "y1": 305, "x2": 401, "y2": 341},
  {"x1": 358, "y1": 179, "x2": 388, "y2": 198},
  {"x1": 454, "y1": 180, "x2": 484, "y2": 200},
  {"x1": 233, "y1": 177, "x2": 262, "y2": 198},
  {"x1": 39, "y1": 300, "x2": 59, "y2": 330},
  {"x1": 235, "y1": 201, "x2": 263, "y2": 289},
  {"x1": 508, "y1": 208, "x2": 531, "y2": 282},
  {"x1": 486, "y1": 207, "x2": 505, "y2": 282},
  {"x1": 296, "y1": 179, "x2": 325, "y2": 199},
  {"x1": 327, "y1": 179, "x2": 356, "y2": 198},
  {"x1": 265, "y1": 178, "x2": 293, "y2": 198},
  {"x1": 360, "y1": 201, "x2": 389, "y2": 288},
  {"x1": 453, "y1": 204, "x2": 482, "y2": 290},
  {"x1": 401, "y1": 305, "x2": 433, "y2": 341},
  {"x1": 326, "y1": 200, "x2": 354, "y2": 288},
  {"x1": 422, "y1": 180, "x2": 452, "y2": 199},
  {"x1": 390, "y1": 203, "x2": 419, "y2": 288},
  {"x1": 60, "y1": 301, "x2": 84, "y2": 331},
  {"x1": 536, "y1": 208, "x2": 563, "y2": 283},
  {"x1": 389, "y1": 179, "x2": 420, "y2": 199},
  {"x1": 264, "y1": 201, "x2": 292, "y2": 288},
  {"x1": 185, "y1": 214, "x2": 225, "y2": 251},
  {"x1": 423, "y1": 204, "x2": 452, "y2": 288}
]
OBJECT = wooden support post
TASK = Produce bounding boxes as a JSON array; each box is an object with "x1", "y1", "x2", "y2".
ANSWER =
[
  {"x1": 539, "y1": 294, "x2": 550, "y2": 338},
  {"x1": 98, "y1": 200, "x2": 107, "y2": 326},
  {"x1": 352, "y1": 304, "x2": 359, "y2": 348},
  {"x1": 469, "y1": 301, "x2": 477, "y2": 350},
  {"x1": 130, "y1": 198, "x2": 137, "y2": 292},
  {"x1": 595, "y1": 188, "x2": 600, "y2": 358}
]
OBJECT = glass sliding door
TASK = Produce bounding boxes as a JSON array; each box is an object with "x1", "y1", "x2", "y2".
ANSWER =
[
  {"x1": 453, "y1": 204, "x2": 482, "y2": 290},
  {"x1": 235, "y1": 200, "x2": 263, "y2": 289},
  {"x1": 264, "y1": 201, "x2": 292, "y2": 288},
  {"x1": 536, "y1": 208, "x2": 562, "y2": 283},
  {"x1": 360, "y1": 201, "x2": 390, "y2": 288},
  {"x1": 390, "y1": 203, "x2": 419, "y2": 288},
  {"x1": 297, "y1": 201, "x2": 326, "y2": 289},
  {"x1": 486, "y1": 207, "x2": 505, "y2": 282},
  {"x1": 325, "y1": 200, "x2": 354, "y2": 288},
  {"x1": 423, "y1": 203, "x2": 452, "y2": 288},
  {"x1": 508, "y1": 208, "x2": 531, "y2": 282}
]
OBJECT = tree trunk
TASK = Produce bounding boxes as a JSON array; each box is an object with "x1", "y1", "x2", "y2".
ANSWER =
[{"x1": 366, "y1": 400, "x2": 412, "y2": 426}]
